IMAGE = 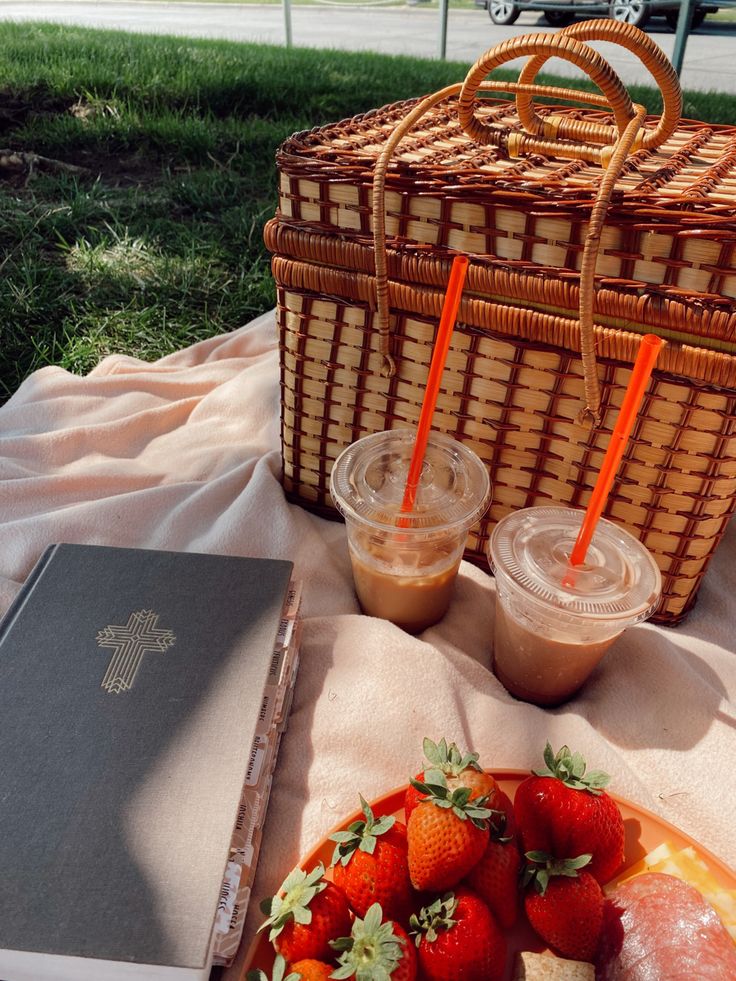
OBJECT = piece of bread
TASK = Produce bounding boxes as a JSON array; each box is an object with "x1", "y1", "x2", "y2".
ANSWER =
[{"x1": 513, "y1": 950, "x2": 595, "y2": 980}]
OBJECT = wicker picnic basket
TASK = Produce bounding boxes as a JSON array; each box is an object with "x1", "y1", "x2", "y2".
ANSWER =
[{"x1": 265, "y1": 20, "x2": 736, "y2": 625}]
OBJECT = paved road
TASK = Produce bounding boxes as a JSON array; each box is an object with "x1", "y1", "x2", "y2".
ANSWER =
[{"x1": 2, "y1": 1, "x2": 735, "y2": 93}]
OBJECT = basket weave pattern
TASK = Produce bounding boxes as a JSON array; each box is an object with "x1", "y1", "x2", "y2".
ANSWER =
[
  {"x1": 268, "y1": 23, "x2": 736, "y2": 625},
  {"x1": 277, "y1": 105, "x2": 736, "y2": 343},
  {"x1": 276, "y1": 275, "x2": 736, "y2": 623}
]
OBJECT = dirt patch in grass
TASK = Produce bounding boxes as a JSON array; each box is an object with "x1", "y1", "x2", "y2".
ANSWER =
[
  {"x1": 0, "y1": 92, "x2": 166, "y2": 189},
  {"x1": 68, "y1": 148, "x2": 165, "y2": 187},
  {"x1": 0, "y1": 92, "x2": 70, "y2": 131}
]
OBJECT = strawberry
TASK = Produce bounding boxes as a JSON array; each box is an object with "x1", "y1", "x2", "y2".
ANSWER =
[
  {"x1": 289, "y1": 960, "x2": 336, "y2": 981},
  {"x1": 330, "y1": 902, "x2": 417, "y2": 980},
  {"x1": 464, "y1": 809, "x2": 520, "y2": 928},
  {"x1": 409, "y1": 887, "x2": 506, "y2": 981},
  {"x1": 247, "y1": 953, "x2": 311, "y2": 981},
  {"x1": 407, "y1": 771, "x2": 491, "y2": 891},
  {"x1": 259, "y1": 863, "x2": 352, "y2": 964},
  {"x1": 330, "y1": 795, "x2": 413, "y2": 923},
  {"x1": 514, "y1": 742, "x2": 625, "y2": 884},
  {"x1": 404, "y1": 737, "x2": 498, "y2": 822},
  {"x1": 523, "y1": 851, "x2": 605, "y2": 961}
]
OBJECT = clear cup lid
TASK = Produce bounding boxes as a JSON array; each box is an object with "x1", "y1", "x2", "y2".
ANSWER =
[
  {"x1": 489, "y1": 506, "x2": 662, "y2": 622},
  {"x1": 329, "y1": 429, "x2": 491, "y2": 532}
]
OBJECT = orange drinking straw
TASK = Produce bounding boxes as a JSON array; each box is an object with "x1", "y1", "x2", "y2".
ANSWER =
[
  {"x1": 400, "y1": 254, "x2": 469, "y2": 517},
  {"x1": 569, "y1": 333, "x2": 663, "y2": 567}
]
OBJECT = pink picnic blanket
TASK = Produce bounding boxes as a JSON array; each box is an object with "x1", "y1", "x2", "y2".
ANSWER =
[{"x1": 1, "y1": 310, "x2": 734, "y2": 973}]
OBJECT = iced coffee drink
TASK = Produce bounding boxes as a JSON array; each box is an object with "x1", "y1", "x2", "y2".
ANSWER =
[
  {"x1": 330, "y1": 430, "x2": 491, "y2": 633},
  {"x1": 348, "y1": 537, "x2": 461, "y2": 634},
  {"x1": 488, "y1": 507, "x2": 661, "y2": 707},
  {"x1": 492, "y1": 602, "x2": 623, "y2": 706}
]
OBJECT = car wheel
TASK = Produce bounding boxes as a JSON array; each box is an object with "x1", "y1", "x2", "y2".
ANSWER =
[
  {"x1": 608, "y1": 0, "x2": 650, "y2": 26},
  {"x1": 488, "y1": 0, "x2": 520, "y2": 24},
  {"x1": 664, "y1": 7, "x2": 706, "y2": 29},
  {"x1": 544, "y1": 9, "x2": 576, "y2": 24}
]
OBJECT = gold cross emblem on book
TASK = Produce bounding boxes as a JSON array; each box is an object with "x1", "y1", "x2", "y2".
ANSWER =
[{"x1": 96, "y1": 610, "x2": 176, "y2": 694}]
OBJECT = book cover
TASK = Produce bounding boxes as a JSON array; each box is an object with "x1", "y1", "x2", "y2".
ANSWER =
[{"x1": 0, "y1": 543, "x2": 294, "y2": 981}]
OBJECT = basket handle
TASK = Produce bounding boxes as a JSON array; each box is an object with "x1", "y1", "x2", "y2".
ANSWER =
[
  {"x1": 372, "y1": 77, "x2": 631, "y2": 376},
  {"x1": 457, "y1": 31, "x2": 638, "y2": 156},
  {"x1": 373, "y1": 25, "x2": 677, "y2": 424},
  {"x1": 514, "y1": 20, "x2": 682, "y2": 152}
]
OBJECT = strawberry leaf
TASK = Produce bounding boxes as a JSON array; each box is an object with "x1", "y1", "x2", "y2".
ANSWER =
[
  {"x1": 542, "y1": 741, "x2": 557, "y2": 772},
  {"x1": 246, "y1": 953, "x2": 300, "y2": 981},
  {"x1": 329, "y1": 963, "x2": 355, "y2": 979},
  {"x1": 584, "y1": 769, "x2": 612, "y2": 790},
  {"x1": 450, "y1": 786, "x2": 472, "y2": 808},
  {"x1": 410, "y1": 773, "x2": 447, "y2": 797},
  {"x1": 532, "y1": 868, "x2": 550, "y2": 894},
  {"x1": 570, "y1": 751, "x2": 586, "y2": 778},
  {"x1": 422, "y1": 768, "x2": 449, "y2": 790},
  {"x1": 372, "y1": 814, "x2": 396, "y2": 835},
  {"x1": 410, "y1": 893, "x2": 458, "y2": 944},
  {"x1": 423, "y1": 737, "x2": 447, "y2": 767},
  {"x1": 292, "y1": 905, "x2": 312, "y2": 925},
  {"x1": 524, "y1": 851, "x2": 593, "y2": 894},
  {"x1": 465, "y1": 799, "x2": 492, "y2": 817},
  {"x1": 329, "y1": 796, "x2": 395, "y2": 866},
  {"x1": 566, "y1": 853, "x2": 594, "y2": 871},
  {"x1": 360, "y1": 796, "x2": 375, "y2": 822},
  {"x1": 533, "y1": 742, "x2": 610, "y2": 795},
  {"x1": 258, "y1": 863, "x2": 327, "y2": 940},
  {"x1": 332, "y1": 902, "x2": 406, "y2": 978},
  {"x1": 363, "y1": 903, "x2": 383, "y2": 934},
  {"x1": 414, "y1": 778, "x2": 491, "y2": 826},
  {"x1": 421, "y1": 736, "x2": 483, "y2": 775}
]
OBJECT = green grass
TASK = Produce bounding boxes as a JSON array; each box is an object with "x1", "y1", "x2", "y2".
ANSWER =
[{"x1": 1, "y1": 22, "x2": 735, "y2": 399}]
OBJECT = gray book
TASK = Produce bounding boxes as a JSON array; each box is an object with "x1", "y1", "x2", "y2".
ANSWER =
[{"x1": 0, "y1": 543, "x2": 295, "y2": 981}]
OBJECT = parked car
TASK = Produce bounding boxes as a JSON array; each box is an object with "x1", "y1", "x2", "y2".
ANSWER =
[{"x1": 483, "y1": 0, "x2": 717, "y2": 28}]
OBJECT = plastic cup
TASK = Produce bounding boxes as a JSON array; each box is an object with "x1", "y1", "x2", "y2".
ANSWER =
[
  {"x1": 330, "y1": 429, "x2": 491, "y2": 633},
  {"x1": 487, "y1": 506, "x2": 662, "y2": 707}
]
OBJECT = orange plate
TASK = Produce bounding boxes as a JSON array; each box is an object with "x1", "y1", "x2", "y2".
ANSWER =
[{"x1": 241, "y1": 770, "x2": 736, "y2": 979}]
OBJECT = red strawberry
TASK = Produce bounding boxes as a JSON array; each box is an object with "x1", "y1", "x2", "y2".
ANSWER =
[
  {"x1": 404, "y1": 737, "x2": 499, "y2": 822},
  {"x1": 289, "y1": 960, "x2": 335, "y2": 981},
  {"x1": 258, "y1": 863, "x2": 352, "y2": 963},
  {"x1": 523, "y1": 851, "x2": 605, "y2": 961},
  {"x1": 407, "y1": 772, "x2": 491, "y2": 892},
  {"x1": 330, "y1": 795, "x2": 413, "y2": 923},
  {"x1": 464, "y1": 809, "x2": 520, "y2": 928},
  {"x1": 410, "y1": 887, "x2": 506, "y2": 981},
  {"x1": 330, "y1": 903, "x2": 417, "y2": 980},
  {"x1": 514, "y1": 743, "x2": 624, "y2": 884}
]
